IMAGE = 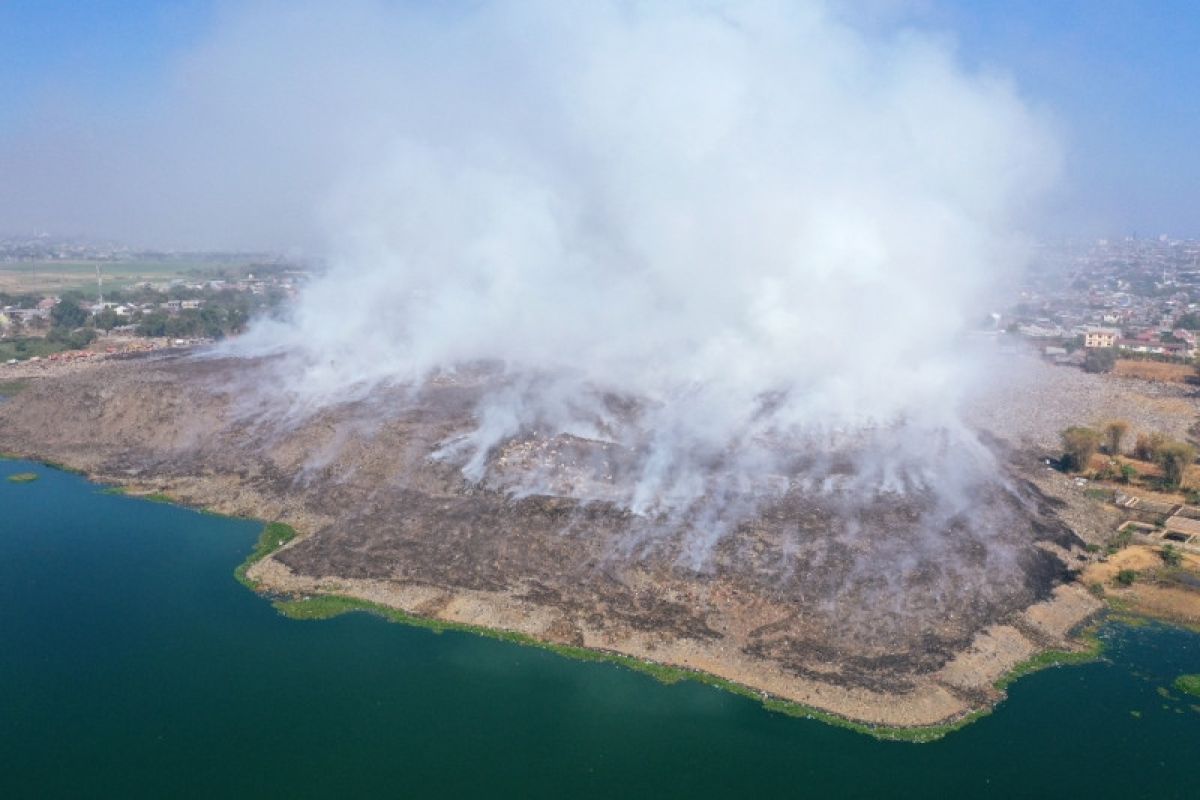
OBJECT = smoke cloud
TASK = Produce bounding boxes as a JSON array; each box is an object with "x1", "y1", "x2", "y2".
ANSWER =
[
  {"x1": 226, "y1": 1, "x2": 1057, "y2": 531},
  {"x1": 10, "y1": 1, "x2": 1063, "y2": 555}
]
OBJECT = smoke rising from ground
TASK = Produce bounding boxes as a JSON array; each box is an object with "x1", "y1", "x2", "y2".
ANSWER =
[
  {"x1": 221, "y1": 1, "x2": 1058, "y2": 531},
  {"x1": 13, "y1": 1, "x2": 1062, "y2": 553}
]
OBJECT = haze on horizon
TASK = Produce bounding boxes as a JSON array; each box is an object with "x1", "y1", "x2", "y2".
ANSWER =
[{"x1": 0, "y1": 0, "x2": 1197, "y2": 250}]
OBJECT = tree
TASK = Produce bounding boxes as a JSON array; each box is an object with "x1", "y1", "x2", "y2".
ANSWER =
[
  {"x1": 1083, "y1": 347, "x2": 1118, "y2": 373},
  {"x1": 50, "y1": 300, "x2": 87, "y2": 330},
  {"x1": 1061, "y1": 426, "x2": 1102, "y2": 473},
  {"x1": 1176, "y1": 312, "x2": 1200, "y2": 330},
  {"x1": 199, "y1": 307, "x2": 225, "y2": 339},
  {"x1": 48, "y1": 326, "x2": 97, "y2": 349},
  {"x1": 92, "y1": 307, "x2": 119, "y2": 331},
  {"x1": 136, "y1": 313, "x2": 168, "y2": 337},
  {"x1": 1156, "y1": 441, "x2": 1196, "y2": 489},
  {"x1": 1103, "y1": 420, "x2": 1129, "y2": 455},
  {"x1": 1133, "y1": 432, "x2": 1167, "y2": 461},
  {"x1": 68, "y1": 328, "x2": 97, "y2": 349},
  {"x1": 1116, "y1": 569, "x2": 1138, "y2": 587}
]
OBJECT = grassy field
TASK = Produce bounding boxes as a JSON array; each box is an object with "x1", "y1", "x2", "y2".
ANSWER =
[
  {"x1": 1113, "y1": 359, "x2": 1196, "y2": 384},
  {"x1": 0, "y1": 338, "x2": 71, "y2": 362},
  {"x1": 0, "y1": 259, "x2": 247, "y2": 294}
]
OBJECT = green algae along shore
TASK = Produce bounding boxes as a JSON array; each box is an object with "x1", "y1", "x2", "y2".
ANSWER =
[
  {"x1": 3, "y1": 447, "x2": 1109, "y2": 742},
  {"x1": 233, "y1": 511, "x2": 1102, "y2": 743}
]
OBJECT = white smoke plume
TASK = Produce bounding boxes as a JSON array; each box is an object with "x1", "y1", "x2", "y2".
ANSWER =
[{"x1": 48, "y1": 0, "x2": 1053, "y2": 556}]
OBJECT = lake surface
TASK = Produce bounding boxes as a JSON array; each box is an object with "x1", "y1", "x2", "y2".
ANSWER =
[{"x1": 2, "y1": 459, "x2": 1199, "y2": 799}]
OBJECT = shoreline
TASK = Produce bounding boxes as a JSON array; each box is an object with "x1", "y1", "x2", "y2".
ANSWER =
[
  {"x1": 6, "y1": 451, "x2": 1111, "y2": 742},
  {"x1": 4, "y1": 450, "x2": 1113, "y2": 740},
  {"x1": 243, "y1": 546, "x2": 1105, "y2": 741}
]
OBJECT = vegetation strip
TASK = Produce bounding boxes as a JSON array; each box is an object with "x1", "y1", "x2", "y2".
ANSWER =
[
  {"x1": 1174, "y1": 674, "x2": 1200, "y2": 698},
  {"x1": 266, "y1": 592, "x2": 1104, "y2": 743},
  {"x1": 234, "y1": 522, "x2": 298, "y2": 590},
  {"x1": 41, "y1": 460, "x2": 84, "y2": 475},
  {"x1": 993, "y1": 636, "x2": 1105, "y2": 691}
]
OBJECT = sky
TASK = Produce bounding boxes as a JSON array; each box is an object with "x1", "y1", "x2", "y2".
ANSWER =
[{"x1": 0, "y1": 0, "x2": 1197, "y2": 245}]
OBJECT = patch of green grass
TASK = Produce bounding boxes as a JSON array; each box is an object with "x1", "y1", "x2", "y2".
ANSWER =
[
  {"x1": 1083, "y1": 488, "x2": 1111, "y2": 501},
  {"x1": 1174, "y1": 674, "x2": 1200, "y2": 698},
  {"x1": 0, "y1": 259, "x2": 227, "y2": 294},
  {"x1": 101, "y1": 488, "x2": 173, "y2": 502},
  {"x1": 993, "y1": 636, "x2": 1104, "y2": 691},
  {"x1": 1106, "y1": 528, "x2": 1135, "y2": 555},
  {"x1": 6, "y1": 471, "x2": 38, "y2": 483},
  {"x1": 1108, "y1": 609, "x2": 1150, "y2": 626},
  {"x1": 1116, "y1": 569, "x2": 1138, "y2": 587},
  {"x1": 0, "y1": 338, "x2": 70, "y2": 362},
  {"x1": 233, "y1": 522, "x2": 298, "y2": 589},
  {"x1": 41, "y1": 460, "x2": 84, "y2": 475},
  {"x1": 0, "y1": 380, "x2": 29, "y2": 397}
]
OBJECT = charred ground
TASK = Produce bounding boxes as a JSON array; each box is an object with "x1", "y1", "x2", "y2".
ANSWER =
[{"x1": 0, "y1": 352, "x2": 1093, "y2": 718}]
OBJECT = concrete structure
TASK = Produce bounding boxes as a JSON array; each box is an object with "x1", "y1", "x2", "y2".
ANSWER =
[{"x1": 1084, "y1": 328, "x2": 1119, "y2": 348}]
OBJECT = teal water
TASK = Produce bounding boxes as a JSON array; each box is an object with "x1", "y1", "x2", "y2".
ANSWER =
[{"x1": 2, "y1": 460, "x2": 1199, "y2": 799}]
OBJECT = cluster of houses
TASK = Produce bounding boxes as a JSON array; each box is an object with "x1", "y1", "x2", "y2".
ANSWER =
[
  {"x1": 0, "y1": 296, "x2": 57, "y2": 327},
  {"x1": 0, "y1": 293, "x2": 207, "y2": 329},
  {"x1": 1082, "y1": 325, "x2": 1195, "y2": 358},
  {"x1": 1032, "y1": 323, "x2": 1197, "y2": 363},
  {"x1": 1017, "y1": 312, "x2": 1200, "y2": 360},
  {"x1": 1012, "y1": 236, "x2": 1200, "y2": 363},
  {"x1": 97, "y1": 297, "x2": 204, "y2": 318},
  {"x1": 1, "y1": 270, "x2": 301, "y2": 334}
]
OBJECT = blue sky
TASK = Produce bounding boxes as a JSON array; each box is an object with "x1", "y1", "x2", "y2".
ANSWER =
[
  {"x1": 0, "y1": 1, "x2": 211, "y2": 126},
  {"x1": 922, "y1": 0, "x2": 1200, "y2": 237},
  {"x1": 1, "y1": 0, "x2": 1198, "y2": 240}
]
